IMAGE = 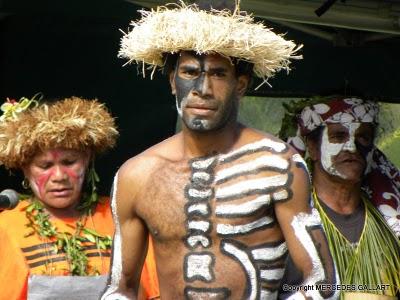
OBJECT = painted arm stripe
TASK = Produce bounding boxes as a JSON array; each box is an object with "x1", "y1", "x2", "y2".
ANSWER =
[
  {"x1": 219, "y1": 139, "x2": 287, "y2": 164},
  {"x1": 273, "y1": 190, "x2": 289, "y2": 202},
  {"x1": 221, "y1": 240, "x2": 258, "y2": 300},
  {"x1": 215, "y1": 174, "x2": 288, "y2": 201},
  {"x1": 251, "y1": 242, "x2": 287, "y2": 261},
  {"x1": 102, "y1": 172, "x2": 122, "y2": 298},
  {"x1": 216, "y1": 216, "x2": 274, "y2": 236},
  {"x1": 290, "y1": 209, "x2": 339, "y2": 299},
  {"x1": 215, "y1": 195, "x2": 271, "y2": 217},
  {"x1": 215, "y1": 155, "x2": 289, "y2": 184}
]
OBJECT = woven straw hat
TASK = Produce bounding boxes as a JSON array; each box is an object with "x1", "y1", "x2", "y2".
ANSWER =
[
  {"x1": 0, "y1": 96, "x2": 118, "y2": 169},
  {"x1": 119, "y1": 1, "x2": 302, "y2": 81}
]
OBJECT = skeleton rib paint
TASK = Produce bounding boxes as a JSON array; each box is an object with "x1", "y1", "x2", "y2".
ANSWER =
[
  {"x1": 215, "y1": 175, "x2": 290, "y2": 201},
  {"x1": 184, "y1": 155, "x2": 217, "y2": 288},
  {"x1": 184, "y1": 252, "x2": 216, "y2": 282},
  {"x1": 221, "y1": 239, "x2": 259, "y2": 300},
  {"x1": 183, "y1": 139, "x2": 293, "y2": 298}
]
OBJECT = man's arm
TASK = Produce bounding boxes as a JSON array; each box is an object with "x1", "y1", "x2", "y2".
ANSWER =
[
  {"x1": 101, "y1": 159, "x2": 149, "y2": 300},
  {"x1": 274, "y1": 151, "x2": 339, "y2": 300}
]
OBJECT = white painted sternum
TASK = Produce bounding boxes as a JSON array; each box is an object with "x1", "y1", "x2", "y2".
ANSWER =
[
  {"x1": 320, "y1": 123, "x2": 361, "y2": 179},
  {"x1": 183, "y1": 138, "x2": 293, "y2": 299}
]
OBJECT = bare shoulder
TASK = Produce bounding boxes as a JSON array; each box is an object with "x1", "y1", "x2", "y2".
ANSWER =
[
  {"x1": 117, "y1": 133, "x2": 182, "y2": 189},
  {"x1": 239, "y1": 126, "x2": 298, "y2": 156},
  {"x1": 240, "y1": 126, "x2": 309, "y2": 180}
]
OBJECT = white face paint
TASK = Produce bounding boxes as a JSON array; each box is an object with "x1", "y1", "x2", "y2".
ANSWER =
[
  {"x1": 176, "y1": 95, "x2": 183, "y2": 117},
  {"x1": 320, "y1": 123, "x2": 360, "y2": 179}
]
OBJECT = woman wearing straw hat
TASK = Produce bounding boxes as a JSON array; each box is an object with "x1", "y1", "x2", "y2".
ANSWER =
[
  {"x1": 102, "y1": 2, "x2": 339, "y2": 299},
  {"x1": 0, "y1": 96, "x2": 158, "y2": 299}
]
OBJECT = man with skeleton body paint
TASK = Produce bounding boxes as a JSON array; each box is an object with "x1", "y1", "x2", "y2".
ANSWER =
[
  {"x1": 101, "y1": 2, "x2": 339, "y2": 299},
  {"x1": 280, "y1": 97, "x2": 400, "y2": 299}
]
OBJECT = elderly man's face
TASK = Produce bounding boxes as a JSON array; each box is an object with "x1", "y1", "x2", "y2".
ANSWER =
[
  {"x1": 170, "y1": 51, "x2": 248, "y2": 132},
  {"x1": 319, "y1": 122, "x2": 374, "y2": 181}
]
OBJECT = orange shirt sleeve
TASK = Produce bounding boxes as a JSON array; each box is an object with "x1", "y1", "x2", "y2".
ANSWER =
[
  {"x1": 0, "y1": 225, "x2": 29, "y2": 300},
  {"x1": 139, "y1": 236, "x2": 159, "y2": 299}
]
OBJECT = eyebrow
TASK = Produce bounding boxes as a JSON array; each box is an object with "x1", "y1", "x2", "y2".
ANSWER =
[
  {"x1": 208, "y1": 67, "x2": 228, "y2": 73},
  {"x1": 179, "y1": 65, "x2": 228, "y2": 73}
]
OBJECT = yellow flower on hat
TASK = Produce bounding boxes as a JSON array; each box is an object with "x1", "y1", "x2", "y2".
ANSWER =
[{"x1": 0, "y1": 95, "x2": 39, "y2": 121}]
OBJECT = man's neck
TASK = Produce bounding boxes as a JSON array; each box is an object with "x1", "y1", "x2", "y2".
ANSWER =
[
  {"x1": 181, "y1": 122, "x2": 243, "y2": 158},
  {"x1": 313, "y1": 166, "x2": 362, "y2": 215}
]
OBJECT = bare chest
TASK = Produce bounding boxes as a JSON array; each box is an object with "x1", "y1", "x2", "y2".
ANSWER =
[
  {"x1": 139, "y1": 143, "x2": 292, "y2": 241},
  {"x1": 138, "y1": 139, "x2": 295, "y2": 298}
]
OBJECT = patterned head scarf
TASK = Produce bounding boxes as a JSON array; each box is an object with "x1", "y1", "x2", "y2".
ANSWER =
[{"x1": 286, "y1": 97, "x2": 400, "y2": 237}]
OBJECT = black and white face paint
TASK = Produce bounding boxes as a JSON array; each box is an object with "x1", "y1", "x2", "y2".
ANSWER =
[
  {"x1": 173, "y1": 52, "x2": 239, "y2": 132},
  {"x1": 321, "y1": 123, "x2": 359, "y2": 178},
  {"x1": 320, "y1": 123, "x2": 374, "y2": 179}
]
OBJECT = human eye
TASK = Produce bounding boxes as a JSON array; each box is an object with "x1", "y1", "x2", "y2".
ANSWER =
[
  {"x1": 179, "y1": 66, "x2": 200, "y2": 78},
  {"x1": 36, "y1": 161, "x2": 52, "y2": 169},
  {"x1": 211, "y1": 71, "x2": 226, "y2": 78},
  {"x1": 329, "y1": 131, "x2": 347, "y2": 143},
  {"x1": 357, "y1": 133, "x2": 373, "y2": 146},
  {"x1": 62, "y1": 158, "x2": 77, "y2": 166}
]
